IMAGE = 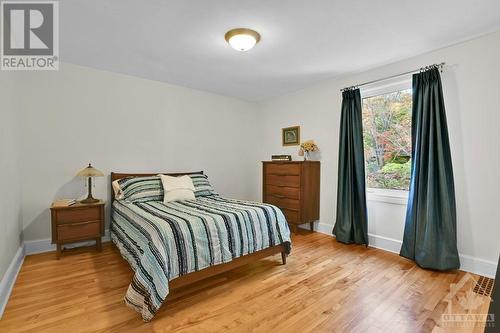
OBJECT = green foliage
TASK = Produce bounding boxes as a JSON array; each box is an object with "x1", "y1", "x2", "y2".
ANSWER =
[
  {"x1": 367, "y1": 160, "x2": 411, "y2": 190},
  {"x1": 363, "y1": 89, "x2": 412, "y2": 190},
  {"x1": 381, "y1": 161, "x2": 411, "y2": 174}
]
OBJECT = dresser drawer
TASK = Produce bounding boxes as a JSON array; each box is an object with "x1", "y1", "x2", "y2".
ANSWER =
[
  {"x1": 56, "y1": 207, "x2": 100, "y2": 224},
  {"x1": 57, "y1": 221, "x2": 100, "y2": 241},
  {"x1": 266, "y1": 174, "x2": 300, "y2": 187},
  {"x1": 265, "y1": 185, "x2": 300, "y2": 200},
  {"x1": 266, "y1": 163, "x2": 301, "y2": 175},
  {"x1": 265, "y1": 195, "x2": 300, "y2": 210},
  {"x1": 282, "y1": 209, "x2": 300, "y2": 225}
]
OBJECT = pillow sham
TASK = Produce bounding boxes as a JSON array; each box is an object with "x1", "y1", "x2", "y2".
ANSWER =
[
  {"x1": 160, "y1": 175, "x2": 195, "y2": 203},
  {"x1": 189, "y1": 174, "x2": 218, "y2": 197},
  {"x1": 117, "y1": 176, "x2": 164, "y2": 203},
  {"x1": 112, "y1": 179, "x2": 123, "y2": 199}
]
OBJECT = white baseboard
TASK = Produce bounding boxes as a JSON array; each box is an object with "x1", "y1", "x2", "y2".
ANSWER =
[
  {"x1": 23, "y1": 238, "x2": 57, "y2": 255},
  {"x1": 459, "y1": 254, "x2": 497, "y2": 279},
  {"x1": 0, "y1": 246, "x2": 24, "y2": 319},
  {"x1": 300, "y1": 222, "x2": 497, "y2": 278},
  {"x1": 367, "y1": 233, "x2": 402, "y2": 254}
]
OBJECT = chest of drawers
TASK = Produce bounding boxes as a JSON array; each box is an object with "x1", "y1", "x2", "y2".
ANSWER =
[{"x1": 262, "y1": 161, "x2": 320, "y2": 232}]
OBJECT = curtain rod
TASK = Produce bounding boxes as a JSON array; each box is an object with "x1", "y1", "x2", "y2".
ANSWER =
[{"x1": 340, "y1": 62, "x2": 445, "y2": 92}]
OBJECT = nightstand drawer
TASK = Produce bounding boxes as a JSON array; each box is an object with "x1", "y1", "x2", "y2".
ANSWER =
[
  {"x1": 51, "y1": 200, "x2": 105, "y2": 258},
  {"x1": 57, "y1": 221, "x2": 100, "y2": 240},
  {"x1": 56, "y1": 207, "x2": 100, "y2": 224}
]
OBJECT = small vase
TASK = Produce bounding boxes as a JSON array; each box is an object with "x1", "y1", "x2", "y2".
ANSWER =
[{"x1": 304, "y1": 151, "x2": 310, "y2": 161}]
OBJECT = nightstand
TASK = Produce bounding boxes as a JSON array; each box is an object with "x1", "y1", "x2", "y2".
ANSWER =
[{"x1": 50, "y1": 200, "x2": 105, "y2": 259}]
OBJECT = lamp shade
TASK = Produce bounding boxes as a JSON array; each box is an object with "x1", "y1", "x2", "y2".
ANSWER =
[{"x1": 77, "y1": 163, "x2": 104, "y2": 178}]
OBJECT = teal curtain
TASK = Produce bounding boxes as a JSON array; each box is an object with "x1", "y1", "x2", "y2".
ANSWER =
[
  {"x1": 333, "y1": 89, "x2": 368, "y2": 245},
  {"x1": 400, "y1": 67, "x2": 460, "y2": 270}
]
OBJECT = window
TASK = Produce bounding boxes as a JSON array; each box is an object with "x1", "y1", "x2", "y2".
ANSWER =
[{"x1": 362, "y1": 87, "x2": 412, "y2": 191}]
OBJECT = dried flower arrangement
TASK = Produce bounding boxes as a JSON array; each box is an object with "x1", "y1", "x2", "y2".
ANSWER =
[{"x1": 298, "y1": 140, "x2": 319, "y2": 160}]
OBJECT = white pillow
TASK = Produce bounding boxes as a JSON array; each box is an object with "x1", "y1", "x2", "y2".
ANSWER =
[
  {"x1": 160, "y1": 175, "x2": 195, "y2": 203},
  {"x1": 112, "y1": 179, "x2": 123, "y2": 199}
]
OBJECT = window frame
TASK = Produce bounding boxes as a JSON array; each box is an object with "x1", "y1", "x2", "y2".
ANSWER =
[{"x1": 360, "y1": 77, "x2": 412, "y2": 203}]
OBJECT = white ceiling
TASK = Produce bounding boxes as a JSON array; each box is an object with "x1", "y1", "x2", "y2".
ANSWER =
[{"x1": 61, "y1": 0, "x2": 500, "y2": 101}]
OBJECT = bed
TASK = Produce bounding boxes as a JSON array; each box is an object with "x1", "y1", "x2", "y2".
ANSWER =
[{"x1": 110, "y1": 172, "x2": 292, "y2": 321}]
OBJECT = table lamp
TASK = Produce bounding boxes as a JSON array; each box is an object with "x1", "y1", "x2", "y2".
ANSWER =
[{"x1": 77, "y1": 163, "x2": 104, "y2": 204}]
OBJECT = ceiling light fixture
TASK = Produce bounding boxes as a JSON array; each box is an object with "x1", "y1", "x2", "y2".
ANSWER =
[{"x1": 224, "y1": 28, "x2": 261, "y2": 52}]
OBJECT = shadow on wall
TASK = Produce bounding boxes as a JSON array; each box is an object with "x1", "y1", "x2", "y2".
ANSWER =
[
  {"x1": 21, "y1": 176, "x2": 89, "y2": 242},
  {"x1": 442, "y1": 65, "x2": 473, "y2": 256},
  {"x1": 54, "y1": 176, "x2": 88, "y2": 201},
  {"x1": 21, "y1": 210, "x2": 51, "y2": 243}
]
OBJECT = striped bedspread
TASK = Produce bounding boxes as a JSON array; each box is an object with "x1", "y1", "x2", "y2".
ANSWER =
[{"x1": 111, "y1": 195, "x2": 291, "y2": 321}]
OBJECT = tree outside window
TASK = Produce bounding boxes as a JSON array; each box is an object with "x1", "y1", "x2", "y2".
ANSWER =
[{"x1": 362, "y1": 89, "x2": 412, "y2": 190}]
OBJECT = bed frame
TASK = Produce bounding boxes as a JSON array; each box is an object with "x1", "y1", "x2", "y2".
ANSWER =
[{"x1": 110, "y1": 171, "x2": 287, "y2": 290}]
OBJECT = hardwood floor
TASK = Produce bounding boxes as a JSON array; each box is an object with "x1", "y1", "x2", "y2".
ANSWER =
[{"x1": 0, "y1": 231, "x2": 492, "y2": 333}]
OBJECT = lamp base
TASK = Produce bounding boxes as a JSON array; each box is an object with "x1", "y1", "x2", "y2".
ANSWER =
[
  {"x1": 80, "y1": 197, "x2": 100, "y2": 204},
  {"x1": 81, "y1": 176, "x2": 99, "y2": 204}
]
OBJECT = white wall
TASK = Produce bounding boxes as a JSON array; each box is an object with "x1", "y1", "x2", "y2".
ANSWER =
[
  {"x1": 0, "y1": 72, "x2": 23, "y2": 279},
  {"x1": 258, "y1": 31, "x2": 500, "y2": 273},
  {"x1": 18, "y1": 63, "x2": 260, "y2": 241},
  {"x1": 1, "y1": 31, "x2": 498, "y2": 279}
]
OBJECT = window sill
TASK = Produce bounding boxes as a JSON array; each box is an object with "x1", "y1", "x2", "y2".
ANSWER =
[{"x1": 366, "y1": 188, "x2": 408, "y2": 205}]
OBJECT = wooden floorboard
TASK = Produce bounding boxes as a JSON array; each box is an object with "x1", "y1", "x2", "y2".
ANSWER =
[{"x1": 0, "y1": 231, "x2": 493, "y2": 332}]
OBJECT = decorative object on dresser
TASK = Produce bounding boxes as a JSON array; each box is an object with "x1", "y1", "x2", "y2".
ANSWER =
[
  {"x1": 271, "y1": 154, "x2": 292, "y2": 161},
  {"x1": 298, "y1": 140, "x2": 319, "y2": 161},
  {"x1": 262, "y1": 161, "x2": 320, "y2": 232},
  {"x1": 282, "y1": 126, "x2": 300, "y2": 146},
  {"x1": 50, "y1": 200, "x2": 105, "y2": 259},
  {"x1": 52, "y1": 198, "x2": 77, "y2": 207},
  {"x1": 77, "y1": 163, "x2": 104, "y2": 204}
]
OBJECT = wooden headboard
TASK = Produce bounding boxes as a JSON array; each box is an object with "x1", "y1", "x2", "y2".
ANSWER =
[{"x1": 110, "y1": 171, "x2": 204, "y2": 203}]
